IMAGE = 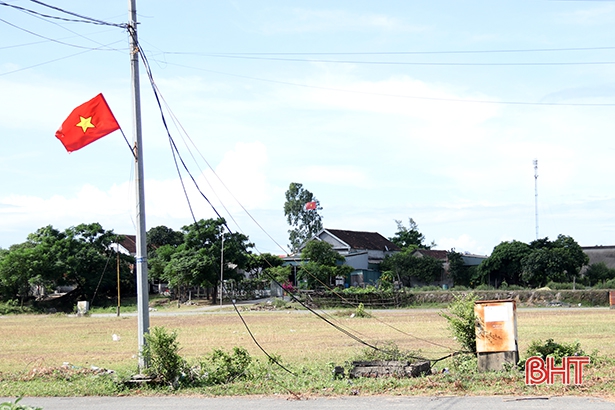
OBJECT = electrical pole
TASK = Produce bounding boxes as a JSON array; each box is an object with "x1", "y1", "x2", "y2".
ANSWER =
[
  {"x1": 128, "y1": 0, "x2": 150, "y2": 371},
  {"x1": 534, "y1": 159, "x2": 539, "y2": 240}
]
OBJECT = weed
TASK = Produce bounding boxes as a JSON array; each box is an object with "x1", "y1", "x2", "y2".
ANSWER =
[
  {"x1": 519, "y1": 338, "x2": 586, "y2": 369},
  {"x1": 199, "y1": 347, "x2": 253, "y2": 385},
  {"x1": 353, "y1": 303, "x2": 370, "y2": 318},
  {"x1": 0, "y1": 398, "x2": 42, "y2": 410},
  {"x1": 142, "y1": 326, "x2": 187, "y2": 386},
  {"x1": 440, "y1": 292, "x2": 478, "y2": 353}
]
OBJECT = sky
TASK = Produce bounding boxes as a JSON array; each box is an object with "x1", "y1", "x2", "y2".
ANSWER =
[{"x1": 1, "y1": 0, "x2": 615, "y2": 256}]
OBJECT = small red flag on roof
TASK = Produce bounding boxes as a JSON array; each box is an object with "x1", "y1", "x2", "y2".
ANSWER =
[
  {"x1": 304, "y1": 201, "x2": 317, "y2": 210},
  {"x1": 55, "y1": 93, "x2": 120, "y2": 152}
]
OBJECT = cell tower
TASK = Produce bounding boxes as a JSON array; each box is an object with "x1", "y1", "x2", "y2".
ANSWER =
[{"x1": 534, "y1": 159, "x2": 539, "y2": 240}]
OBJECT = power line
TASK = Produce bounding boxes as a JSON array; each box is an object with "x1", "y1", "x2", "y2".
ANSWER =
[
  {"x1": 0, "y1": 0, "x2": 126, "y2": 28},
  {"x1": 153, "y1": 60, "x2": 615, "y2": 107},
  {"x1": 0, "y1": 17, "x2": 123, "y2": 51},
  {"x1": 164, "y1": 52, "x2": 615, "y2": 67},
  {"x1": 170, "y1": 45, "x2": 615, "y2": 56}
]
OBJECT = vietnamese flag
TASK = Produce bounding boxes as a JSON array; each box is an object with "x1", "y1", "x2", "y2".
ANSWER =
[
  {"x1": 55, "y1": 93, "x2": 120, "y2": 152},
  {"x1": 304, "y1": 201, "x2": 317, "y2": 211}
]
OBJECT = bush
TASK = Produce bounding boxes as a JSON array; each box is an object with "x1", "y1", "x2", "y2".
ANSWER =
[
  {"x1": 440, "y1": 293, "x2": 478, "y2": 353},
  {"x1": 546, "y1": 281, "x2": 585, "y2": 290},
  {"x1": 593, "y1": 278, "x2": 615, "y2": 289},
  {"x1": 199, "y1": 347, "x2": 253, "y2": 385},
  {"x1": 519, "y1": 338, "x2": 585, "y2": 369},
  {"x1": 143, "y1": 326, "x2": 187, "y2": 386}
]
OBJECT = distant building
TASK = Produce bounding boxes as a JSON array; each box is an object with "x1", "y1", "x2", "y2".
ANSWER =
[
  {"x1": 292, "y1": 228, "x2": 401, "y2": 287},
  {"x1": 581, "y1": 245, "x2": 615, "y2": 270}
]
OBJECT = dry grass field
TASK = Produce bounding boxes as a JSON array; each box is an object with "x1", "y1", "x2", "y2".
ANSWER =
[{"x1": 1, "y1": 306, "x2": 613, "y2": 375}]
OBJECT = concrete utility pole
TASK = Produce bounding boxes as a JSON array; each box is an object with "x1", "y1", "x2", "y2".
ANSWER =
[
  {"x1": 534, "y1": 159, "x2": 539, "y2": 240},
  {"x1": 128, "y1": 0, "x2": 150, "y2": 371}
]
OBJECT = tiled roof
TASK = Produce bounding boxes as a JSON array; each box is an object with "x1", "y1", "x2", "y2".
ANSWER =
[
  {"x1": 118, "y1": 234, "x2": 137, "y2": 255},
  {"x1": 326, "y1": 229, "x2": 401, "y2": 252},
  {"x1": 413, "y1": 249, "x2": 448, "y2": 260}
]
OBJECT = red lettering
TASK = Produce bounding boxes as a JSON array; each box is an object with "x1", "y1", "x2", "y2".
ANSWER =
[
  {"x1": 525, "y1": 356, "x2": 548, "y2": 385},
  {"x1": 524, "y1": 356, "x2": 589, "y2": 385},
  {"x1": 547, "y1": 357, "x2": 569, "y2": 384},
  {"x1": 568, "y1": 356, "x2": 590, "y2": 385}
]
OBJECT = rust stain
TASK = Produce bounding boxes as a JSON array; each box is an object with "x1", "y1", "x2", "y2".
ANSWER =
[{"x1": 474, "y1": 300, "x2": 517, "y2": 353}]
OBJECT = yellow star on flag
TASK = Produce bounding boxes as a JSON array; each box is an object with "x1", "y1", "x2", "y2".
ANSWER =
[{"x1": 76, "y1": 116, "x2": 95, "y2": 133}]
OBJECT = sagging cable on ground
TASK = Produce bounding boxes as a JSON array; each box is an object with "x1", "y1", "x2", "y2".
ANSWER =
[
  {"x1": 230, "y1": 298, "x2": 297, "y2": 377},
  {"x1": 132, "y1": 32, "x2": 456, "y2": 363}
]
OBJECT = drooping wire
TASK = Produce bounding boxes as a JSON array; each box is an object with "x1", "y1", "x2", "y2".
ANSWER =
[
  {"x1": 134, "y1": 32, "x2": 462, "y2": 358},
  {"x1": 0, "y1": 17, "x2": 122, "y2": 51},
  {"x1": 0, "y1": 0, "x2": 126, "y2": 28},
  {"x1": 230, "y1": 298, "x2": 297, "y2": 376},
  {"x1": 129, "y1": 28, "x2": 230, "y2": 232}
]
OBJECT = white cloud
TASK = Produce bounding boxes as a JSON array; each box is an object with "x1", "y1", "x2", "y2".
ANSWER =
[{"x1": 259, "y1": 9, "x2": 426, "y2": 34}]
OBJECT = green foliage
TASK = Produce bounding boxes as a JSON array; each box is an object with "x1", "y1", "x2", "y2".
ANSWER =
[
  {"x1": 381, "y1": 251, "x2": 443, "y2": 286},
  {"x1": 450, "y1": 353, "x2": 478, "y2": 373},
  {"x1": 478, "y1": 235, "x2": 589, "y2": 289},
  {"x1": 389, "y1": 218, "x2": 436, "y2": 250},
  {"x1": 0, "y1": 223, "x2": 134, "y2": 305},
  {"x1": 353, "y1": 303, "x2": 370, "y2": 318},
  {"x1": 520, "y1": 338, "x2": 585, "y2": 368},
  {"x1": 0, "y1": 398, "x2": 42, "y2": 410},
  {"x1": 143, "y1": 326, "x2": 187, "y2": 386},
  {"x1": 440, "y1": 293, "x2": 478, "y2": 353},
  {"x1": 583, "y1": 262, "x2": 615, "y2": 286},
  {"x1": 301, "y1": 240, "x2": 343, "y2": 266},
  {"x1": 477, "y1": 240, "x2": 531, "y2": 287},
  {"x1": 148, "y1": 219, "x2": 254, "y2": 302},
  {"x1": 593, "y1": 277, "x2": 615, "y2": 289},
  {"x1": 283, "y1": 182, "x2": 323, "y2": 252},
  {"x1": 545, "y1": 281, "x2": 585, "y2": 290},
  {"x1": 200, "y1": 347, "x2": 253, "y2": 385}
]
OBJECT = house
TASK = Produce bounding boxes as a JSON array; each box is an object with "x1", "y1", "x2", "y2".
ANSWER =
[
  {"x1": 411, "y1": 249, "x2": 487, "y2": 288},
  {"x1": 297, "y1": 228, "x2": 401, "y2": 287},
  {"x1": 581, "y1": 246, "x2": 615, "y2": 270},
  {"x1": 109, "y1": 234, "x2": 137, "y2": 256}
]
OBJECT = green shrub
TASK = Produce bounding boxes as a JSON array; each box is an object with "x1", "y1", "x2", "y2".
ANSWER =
[
  {"x1": 440, "y1": 292, "x2": 478, "y2": 353},
  {"x1": 353, "y1": 303, "x2": 370, "y2": 318},
  {"x1": 200, "y1": 347, "x2": 253, "y2": 385},
  {"x1": 519, "y1": 338, "x2": 585, "y2": 369},
  {"x1": 546, "y1": 281, "x2": 585, "y2": 290},
  {"x1": 593, "y1": 278, "x2": 615, "y2": 289},
  {"x1": 142, "y1": 326, "x2": 187, "y2": 386}
]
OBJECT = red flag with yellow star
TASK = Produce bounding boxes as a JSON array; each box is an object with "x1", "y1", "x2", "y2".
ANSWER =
[{"x1": 55, "y1": 93, "x2": 120, "y2": 152}]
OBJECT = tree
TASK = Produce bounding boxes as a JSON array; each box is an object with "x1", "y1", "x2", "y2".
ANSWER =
[
  {"x1": 389, "y1": 218, "x2": 434, "y2": 250},
  {"x1": 0, "y1": 223, "x2": 134, "y2": 306},
  {"x1": 147, "y1": 225, "x2": 184, "y2": 251},
  {"x1": 521, "y1": 235, "x2": 588, "y2": 287},
  {"x1": 583, "y1": 262, "x2": 615, "y2": 286},
  {"x1": 283, "y1": 182, "x2": 323, "y2": 252},
  {"x1": 447, "y1": 249, "x2": 481, "y2": 288},
  {"x1": 150, "y1": 218, "x2": 254, "y2": 303},
  {"x1": 477, "y1": 240, "x2": 532, "y2": 287},
  {"x1": 380, "y1": 250, "x2": 443, "y2": 286},
  {"x1": 298, "y1": 240, "x2": 346, "y2": 288}
]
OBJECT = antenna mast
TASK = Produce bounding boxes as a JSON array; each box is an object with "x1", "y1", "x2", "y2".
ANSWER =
[{"x1": 534, "y1": 159, "x2": 539, "y2": 240}]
